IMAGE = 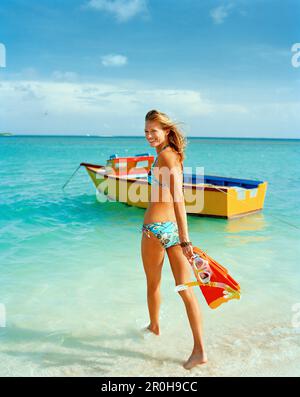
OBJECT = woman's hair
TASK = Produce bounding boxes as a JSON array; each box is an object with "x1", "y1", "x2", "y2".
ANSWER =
[{"x1": 145, "y1": 109, "x2": 187, "y2": 165}]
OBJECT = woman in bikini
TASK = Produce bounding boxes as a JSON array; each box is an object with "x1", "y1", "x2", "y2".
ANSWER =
[{"x1": 141, "y1": 109, "x2": 207, "y2": 370}]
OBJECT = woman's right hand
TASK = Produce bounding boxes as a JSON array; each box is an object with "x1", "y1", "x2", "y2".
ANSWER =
[{"x1": 181, "y1": 244, "x2": 195, "y2": 265}]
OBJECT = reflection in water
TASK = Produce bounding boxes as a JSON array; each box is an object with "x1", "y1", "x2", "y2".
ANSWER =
[
  {"x1": 226, "y1": 213, "x2": 267, "y2": 233},
  {"x1": 225, "y1": 235, "x2": 271, "y2": 246}
]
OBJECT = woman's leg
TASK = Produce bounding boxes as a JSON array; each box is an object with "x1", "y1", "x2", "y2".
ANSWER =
[
  {"x1": 141, "y1": 229, "x2": 166, "y2": 335},
  {"x1": 166, "y1": 244, "x2": 208, "y2": 369}
]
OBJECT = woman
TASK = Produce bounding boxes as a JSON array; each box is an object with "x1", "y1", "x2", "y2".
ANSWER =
[{"x1": 141, "y1": 109, "x2": 207, "y2": 370}]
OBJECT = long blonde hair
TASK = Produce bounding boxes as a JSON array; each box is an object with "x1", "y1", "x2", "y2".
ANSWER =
[{"x1": 145, "y1": 109, "x2": 187, "y2": 166}]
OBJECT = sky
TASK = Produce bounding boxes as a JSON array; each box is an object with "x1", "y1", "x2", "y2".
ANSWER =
[{"x1": 0, "y1": 0, "x2": 299, "y2": 137}]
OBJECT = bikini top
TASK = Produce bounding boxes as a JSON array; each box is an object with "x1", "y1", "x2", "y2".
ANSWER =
[
  {"x1": 147, "y1": 145, "x2": 184, "y2": 191},
  {"x1": 147, "y1": 144, "x2": 169, "y2": 187}
]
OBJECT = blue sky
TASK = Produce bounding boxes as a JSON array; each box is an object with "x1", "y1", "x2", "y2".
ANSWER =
[{"x1": 0, "y1": 0, "x2": 299, "y2": 137}]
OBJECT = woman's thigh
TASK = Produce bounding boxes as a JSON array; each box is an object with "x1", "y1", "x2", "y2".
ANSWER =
[
  {"x1": 141, "y1": 231, "x2": 165, "y2": 288},
  {"x1": 166, "y1": 245, "x2": 194, "y2": 286}
]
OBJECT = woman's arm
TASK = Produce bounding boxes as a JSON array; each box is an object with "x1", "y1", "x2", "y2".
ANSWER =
[{"x1": 160, "y1": 152, "x2": 190, "y2": 243}]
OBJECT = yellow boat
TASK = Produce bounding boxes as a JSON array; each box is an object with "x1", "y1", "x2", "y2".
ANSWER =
[{"x1": 81, "y1": 153, "x2": 268, "y2": 219}]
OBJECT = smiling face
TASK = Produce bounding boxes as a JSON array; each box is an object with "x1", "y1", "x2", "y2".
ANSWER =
[{"x1": 144, "y1": 119, "x2": 169, "y2": 150}]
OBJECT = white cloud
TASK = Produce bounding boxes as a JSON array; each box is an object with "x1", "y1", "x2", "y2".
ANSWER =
[
  {"x1": 0, "y1": 79, "x2": 250, "y2": 133},
  {"x1": 86, "y1": 0, "x2": 147, "y2": 22},
  {"x1": 101, "y1": 54, "x2": 128, "y2": 67},
  {"x1": 210, "y1": 4, "x2": 233, "y2": 25},
  {"x1": 1, "y1": 78, "x2": 299, "y2": 137}
]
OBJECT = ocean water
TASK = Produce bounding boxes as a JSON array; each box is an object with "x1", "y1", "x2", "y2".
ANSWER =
[{"x1": 0, "y1": 135, "x2": 300, "y2": 377}]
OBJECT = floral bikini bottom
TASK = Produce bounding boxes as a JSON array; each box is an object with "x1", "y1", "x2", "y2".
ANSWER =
[{"x1": 141, "y1": 221, "x2": 180, "y2": 249}]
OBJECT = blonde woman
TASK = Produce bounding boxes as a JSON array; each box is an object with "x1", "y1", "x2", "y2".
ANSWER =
[{"x1": 141, "y1": 109, "x2": 207, "y2": 370}]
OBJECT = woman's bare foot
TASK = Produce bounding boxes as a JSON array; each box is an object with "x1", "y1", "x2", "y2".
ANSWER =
[
  {"x1": 183, "y1": 350, "x2": 208, "y2": 370},
  {"x1": 145, "y1": 324, "x2": 160, "y2": 336}
]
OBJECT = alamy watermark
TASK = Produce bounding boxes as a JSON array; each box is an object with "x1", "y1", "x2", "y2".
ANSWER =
[
  {"x1": 291, "y1": 43, "x2": 300, "y2": 68},
  {"x1": 0, "y1": 303, "x2": 6, "y2": 327},
  {"x1": 95, "y1": 165, "x2": 206, "y2": 212},
  {"x1": 0, "y1": 42, "x2": 6, "y2": 68}
]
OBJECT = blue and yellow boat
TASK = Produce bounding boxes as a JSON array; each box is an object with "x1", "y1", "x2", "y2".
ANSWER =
[{"x1": 81, "y1": 153, "x2": 267, "y2": 219}]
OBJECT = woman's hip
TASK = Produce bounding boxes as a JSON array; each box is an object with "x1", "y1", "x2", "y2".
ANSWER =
[{"x1": 140, "y1": 221, "x2": 180, "y2": 249}]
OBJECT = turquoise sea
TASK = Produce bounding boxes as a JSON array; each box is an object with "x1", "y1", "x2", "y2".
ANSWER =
[{"x1": 0, "y1": 135, "x2": 300, "y2": 377}]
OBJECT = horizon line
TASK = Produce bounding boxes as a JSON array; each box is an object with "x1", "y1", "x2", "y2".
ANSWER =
[{"x1": 2, "y1": 134, "x2": 300, "y2": 140}]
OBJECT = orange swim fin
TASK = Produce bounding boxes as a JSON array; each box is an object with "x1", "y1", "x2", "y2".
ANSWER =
[{"x1": 175, "y1": 245, "x2": 241, "y2": 309}]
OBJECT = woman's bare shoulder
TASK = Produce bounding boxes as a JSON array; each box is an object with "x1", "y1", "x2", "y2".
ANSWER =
[{"x1": 159, "y1": 148, "x2": 181, "y2": 168}]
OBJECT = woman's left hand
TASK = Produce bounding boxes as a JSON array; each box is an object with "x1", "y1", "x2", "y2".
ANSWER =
[{"x1": 181, "y1": 245, "x2": 195, "y2": 265}]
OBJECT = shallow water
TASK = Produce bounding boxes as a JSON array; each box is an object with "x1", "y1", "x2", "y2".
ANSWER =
[{"x1": 0, "y1": 136, "x2": 300, "y2": 376}]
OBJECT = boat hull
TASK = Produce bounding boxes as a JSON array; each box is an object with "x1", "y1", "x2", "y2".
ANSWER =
[{"x1": 81, "y1": 163, "x2": 267, "y2": 219}]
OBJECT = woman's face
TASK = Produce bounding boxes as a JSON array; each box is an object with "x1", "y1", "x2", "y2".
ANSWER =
[{"x1": 144, "y1": 120, "x2": 169, "y2": 148}]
